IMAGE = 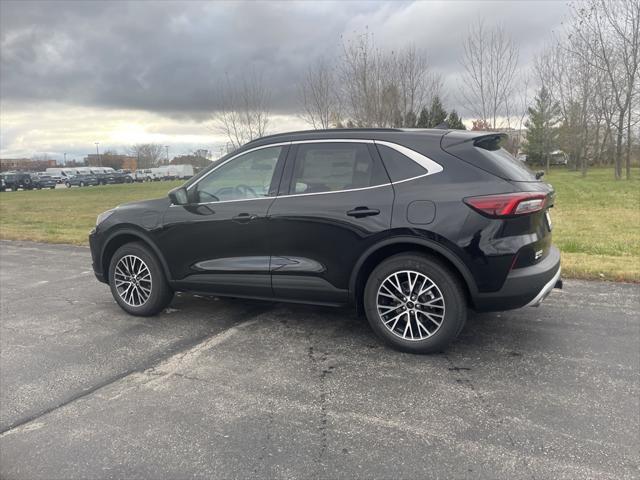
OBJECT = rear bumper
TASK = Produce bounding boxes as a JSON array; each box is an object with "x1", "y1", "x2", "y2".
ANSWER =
[
  {"x1": 525, "y1": 264, "x2": 562, "y2": 307},
  {"x1": 472, "y1": 245, "x2": 561, "y2": 312}
]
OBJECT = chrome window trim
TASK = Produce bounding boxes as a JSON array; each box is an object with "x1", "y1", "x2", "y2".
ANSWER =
[
  {"x1": 175, "y1": 138, "x2": 443, "y2": 206},
  {"x1": 374, "y1": 140, "x2": 444, "y2": 175}
]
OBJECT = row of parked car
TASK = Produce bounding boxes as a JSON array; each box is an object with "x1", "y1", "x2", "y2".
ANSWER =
[
  {"x1": 0, "y1": 170, "x2": 133, "y2": 191},
  {"x1": 0, "y1": 164, "x2": 195, "y2": 192}
]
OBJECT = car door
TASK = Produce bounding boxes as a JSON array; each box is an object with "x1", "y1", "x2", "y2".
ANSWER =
[
  {"x1": 267, "y1": 140, "x2": 394, "y2": 305},
  {"x1": 158, "y1": 144, "x2": 288, "y2": 298}
]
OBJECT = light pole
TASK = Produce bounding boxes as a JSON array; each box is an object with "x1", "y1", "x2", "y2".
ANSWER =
[
  {"x1": 63, "y1": 152, "x2": 67, "y2": 165},
  {"x1": 95, "y1": 142, "x2": 101, "y2": 167},
  {"x1": 165, "y1": 145, "x2": 169, "y2": 165}
]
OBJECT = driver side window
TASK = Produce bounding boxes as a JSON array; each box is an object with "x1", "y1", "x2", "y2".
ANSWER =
[{"x1": 195, "y1": 146, "x2": 282, "y2": 203}]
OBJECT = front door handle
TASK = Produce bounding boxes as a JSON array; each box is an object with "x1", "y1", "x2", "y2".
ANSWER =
[
  {"x1": 232, "y1": 213, "x2": 258, "y2": 223},
  {"x1": 346, "y1": 207, "x2": 380, "y2": 218}
]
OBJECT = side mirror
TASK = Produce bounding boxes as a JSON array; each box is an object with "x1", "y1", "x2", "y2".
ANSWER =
[{"x1": 168, "y1": 186, "x2": 189, "y2": 205}]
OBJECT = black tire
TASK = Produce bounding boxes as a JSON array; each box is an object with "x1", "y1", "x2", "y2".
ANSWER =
[
  {"x1": 65, "y1": 182, "x2": 71, "y2": 188},
  {"x1": 363, "y1": 253, "x2": 466, "y2": 354},
  {"x1": 79, "y1": 181, "x2": 85, "y2": 187},
  {"x1": 50, "y1": 186, "x2": 55, "y2": 190},
  {"x1": 108, "y1": 242, "x2": 173, "y2": 316}
]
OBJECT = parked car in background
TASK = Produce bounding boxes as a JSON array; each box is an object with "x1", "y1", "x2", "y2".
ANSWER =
[
  {"x1": 113, "y1": 171, "x2": 134, "y2": 183},
  {"x1": 90, "y1": 128, "x2": 561, "y2": 354},
  {"x1": 33, "y1": 174, "x2": 57, "y2": 189},
  {"x1": 46, "y1": 167, "x2": 79, "y2": 183},
  {"x1": 133, "y1": 169, "x2": 156, "y2": 182},
  {"x1": 0, "y1": 172, "x2": 37, "y2": 191},
  {"x1": 65, "y1": 174, "x2": 99, "y2": 187},
  {"x1": 549, "y1": 150, "x2": 568, "y2": 166},
  {"x1": 90, "y1": 170, "x2": 117, "y2": 185}
]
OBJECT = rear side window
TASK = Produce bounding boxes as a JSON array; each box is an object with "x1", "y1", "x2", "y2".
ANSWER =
[
  {"x1": 291, "y1": 143, "x2": 387, "y2": 194},
  {"x1": 476, "y1": 147, "x2": 538, "y2": 181},
  {"x1": 474, "y1": 136, "x2": 538, "y2": 182},
  {"x1": 376, "y1": 144, "x2": 427, "y2": 182}
]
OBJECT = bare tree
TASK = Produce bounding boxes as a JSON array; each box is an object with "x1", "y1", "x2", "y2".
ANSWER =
[
  {"x1": 213, "y1": 71, "x2": 271, "y2": 149},
  {"x1": 460, "y1": 20, "x2": 519, "y2": 129},
  {"x1": 338, "y1": 31, "x2": 439, "y2": 128},
  {"x1": 128, "y1": 144, "x2": 164, "y2": 169},
  {"x1": 299, "y1": 58, "x2": 340, "y2": 129},
  {"x1": 567, "y1": 0, "x2": 640, "y2": 179},
  {"x1": 395, "y1": 46, "x2": 441, "y2": 126}
]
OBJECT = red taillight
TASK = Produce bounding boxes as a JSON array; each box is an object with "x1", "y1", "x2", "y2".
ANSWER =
[{"x1": 464, "y1": 192, "x2": 547, "y2": 217}]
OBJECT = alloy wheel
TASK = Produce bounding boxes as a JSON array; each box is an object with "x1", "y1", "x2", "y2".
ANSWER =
[
  {"x1": 376, "y1": 270, "x2": 445, "y2": 341},
  {"x1": 114, "y1": 254, "x2": 153, "y2": 307}
]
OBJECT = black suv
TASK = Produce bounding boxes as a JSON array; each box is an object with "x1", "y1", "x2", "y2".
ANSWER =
[
  {"x1": 65, "y1": 174, "x2": 100, "y2": 187},
  {"x1": 33, "y1": 174, "x2": 57, "y2": 189},
  {"x1": 90, "y1": 129, "x2": 561, "y2": 353},
  {"x1": 1, "y1": 172, "x2": 37, "y2": 191}
]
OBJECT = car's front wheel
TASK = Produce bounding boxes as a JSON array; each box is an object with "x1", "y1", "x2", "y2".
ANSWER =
[
  {"x1": 108, "y1": 242, "x2": 173, "y2": 316},
  {"x1": 364, "y1": 253, "x2": 466, "y2": 354}
]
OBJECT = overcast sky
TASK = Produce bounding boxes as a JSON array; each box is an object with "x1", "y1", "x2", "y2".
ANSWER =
[{"x1": 0, "y1": 0, "x2": 570, "y2": 162}]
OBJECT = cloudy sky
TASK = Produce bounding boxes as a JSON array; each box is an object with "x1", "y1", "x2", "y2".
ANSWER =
[{"x1": 0, "y1": 0, "x2": 570, "y2": 163}]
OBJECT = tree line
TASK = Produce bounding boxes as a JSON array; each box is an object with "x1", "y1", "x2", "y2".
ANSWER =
[
  {"x1": 528, "y1": 0, "x2": 639, "y2": 178},
  {"x1": 212, "y1": 0, "x2": 638, "y2": 180}
]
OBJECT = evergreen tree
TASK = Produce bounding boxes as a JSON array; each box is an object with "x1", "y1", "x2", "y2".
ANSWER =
[
  {"x1": 428, "y1": 96, "x2": 447, "y2": 127},
  {"x1": 416, "y1": 107, "x2": 429, "y2": 128},
  {"x1": 524, "y1": 86, "x2": 561, "y2": 170},
  {"x1": 446, "y1": 110, "x2": 466, "y2": 130}
]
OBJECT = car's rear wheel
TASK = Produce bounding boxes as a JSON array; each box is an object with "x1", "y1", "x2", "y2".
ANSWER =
[
  {"x1": 108, "y1": 242, "x2": 173, "y2": 316},
  {"x1": 65, "y1": 182, "x2": 71, "y2": 188},
  {"x1": 79, "y1": 181, "x2": 85, "y2": 187},
  {"x1": 364, "y1": 253, "x2": 466, "y2": 354}
]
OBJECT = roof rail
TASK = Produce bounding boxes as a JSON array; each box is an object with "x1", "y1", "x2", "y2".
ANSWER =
[{"x1": 246, "y1": 128, "x2": 404, "y2": 144}]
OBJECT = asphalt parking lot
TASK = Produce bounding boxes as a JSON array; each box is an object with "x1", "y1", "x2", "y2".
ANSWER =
[{"x1": 0, "y1": 240, "x2": 638, "y2": 479}]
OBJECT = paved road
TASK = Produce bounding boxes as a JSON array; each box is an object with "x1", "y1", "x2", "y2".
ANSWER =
[{"x1": 1, "y1": 240, "x2": 638, "y2": 479}]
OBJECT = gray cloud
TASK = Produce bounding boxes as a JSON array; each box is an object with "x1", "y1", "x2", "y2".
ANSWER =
[{"x1": 1, "y1": 0, "x2": 570, "y2": 120}]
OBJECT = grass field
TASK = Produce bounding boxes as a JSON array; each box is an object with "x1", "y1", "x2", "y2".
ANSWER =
[{"x1": 1, "y1": 169, "x2": 638, "y2": 281}]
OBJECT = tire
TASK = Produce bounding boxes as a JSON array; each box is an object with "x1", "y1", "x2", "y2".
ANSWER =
[
  {"x1": 50, "y1": 186, "x2": 55, "y2": 190},
  {"x1": 108, "y1": 242, "x2": 173, "y2": 316},
  {"x1": 65, "y1": 182, "x2": 71, "y2": 188},
  {"x1": 363, "y1": 253, "x2": 466, "y2": 354},
  {"x1": 80, "y1": 181, "x2": 85, "y2": 187}
]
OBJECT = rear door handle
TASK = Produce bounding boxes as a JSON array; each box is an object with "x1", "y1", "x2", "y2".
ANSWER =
[
  {"x1": 346, "y1": 207, "x2": 380, "y2": 218},
  {"x1": 232, "y1": 213, "x2": 258, "y2": 223}
]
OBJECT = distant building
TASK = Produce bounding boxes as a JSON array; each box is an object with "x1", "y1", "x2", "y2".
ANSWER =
[
  {"x1": 0, "y1": 158, "x2": 56, "y2": 172},
  {"x1": 85, "y1": 154, "x2": 137, "y2": 170}
]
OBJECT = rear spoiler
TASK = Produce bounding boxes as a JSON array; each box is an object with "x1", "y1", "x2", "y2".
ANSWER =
[{"x1": 440, "y1": 131, "x2": 508, "y2": 150}]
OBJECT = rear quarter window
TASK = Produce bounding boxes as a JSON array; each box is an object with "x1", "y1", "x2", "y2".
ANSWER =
[
  {"x1": 376, "y1": 144, "x2": 426, "y2": 182},
  {"x1": 476, "y1": 145, "x2": 538, "y2": 182}
]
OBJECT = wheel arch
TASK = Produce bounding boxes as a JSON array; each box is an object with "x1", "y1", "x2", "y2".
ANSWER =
[
  {"x1": 101, "y1": 228, "x2": 172, "y2": 284},
  {"x1": 349, "y1": 237, "x2": 477, "y2": 312}
]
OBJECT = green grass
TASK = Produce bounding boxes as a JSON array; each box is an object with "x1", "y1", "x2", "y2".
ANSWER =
[
  {"x1": 1, "y1": 168, "x2": 638, "y2": 281},
  {"x1": 543, "y1": 167, "x2": 640, "y2": 282},
  {"x1": 0, "y1": 182, "x2": 182, "y2": 245}
]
